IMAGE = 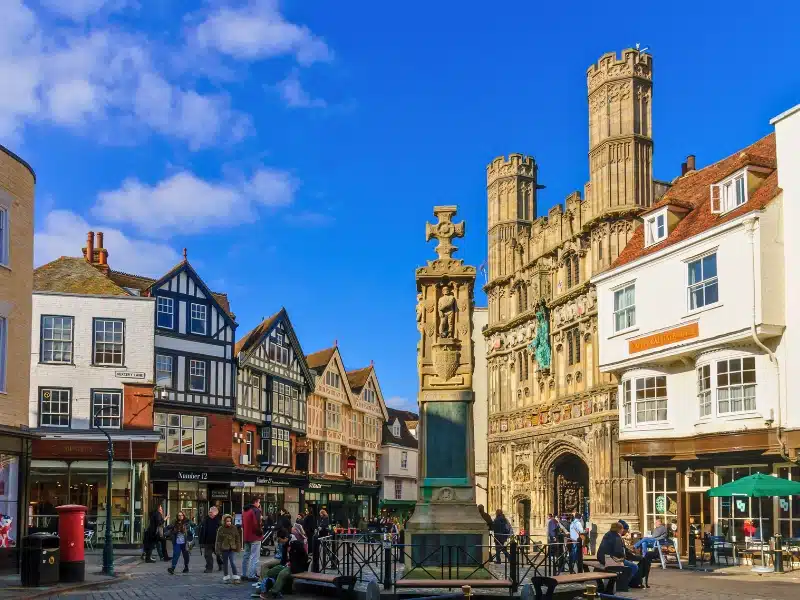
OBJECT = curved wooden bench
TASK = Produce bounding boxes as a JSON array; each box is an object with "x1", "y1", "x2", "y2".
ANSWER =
[
  {"x1": 292, "y1": 571, "x2": 356, "y2": 595},
  {"x1": 530, "y1": 572, "x2": 616, "y2": 600}
]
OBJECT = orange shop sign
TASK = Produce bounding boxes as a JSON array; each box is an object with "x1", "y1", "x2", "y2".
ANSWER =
[{"x1": 629, "y1": 322, "x2": 699, "y2": 354}]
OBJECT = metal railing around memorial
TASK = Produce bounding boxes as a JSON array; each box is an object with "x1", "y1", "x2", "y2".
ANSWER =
[{"x1": 312, "y1": 532, "x2": 581, "y2": 591}]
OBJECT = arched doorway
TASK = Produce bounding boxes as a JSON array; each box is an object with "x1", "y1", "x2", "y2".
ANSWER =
[
  {"x1": 516, "y1": 497, "x2": 531, "y2": 541},
  {"x1": 552, "y1": 453, "x2": 589, "y2": 520}
]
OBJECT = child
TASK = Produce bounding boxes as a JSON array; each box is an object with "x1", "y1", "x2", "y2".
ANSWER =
[{"x1": 215, "y1": 513, "x2": 242, "y2": 584}]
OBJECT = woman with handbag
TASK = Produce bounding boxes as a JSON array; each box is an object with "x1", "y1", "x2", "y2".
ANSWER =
[{"x1": 167, "y1": 511, "x2": 193, "y2": 574}]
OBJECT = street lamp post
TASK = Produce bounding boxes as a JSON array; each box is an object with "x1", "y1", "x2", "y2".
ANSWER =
[{"x1": 94, "y1": 408, "x2": 115, "y2": 576}]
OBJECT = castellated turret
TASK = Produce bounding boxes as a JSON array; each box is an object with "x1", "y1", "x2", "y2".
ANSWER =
[
  {"x1": 586, "y1": 48, "x2": 654, "y2": 214},
  {"x1": 486, "y1": 154, "x2": 538, "y2": 282}
]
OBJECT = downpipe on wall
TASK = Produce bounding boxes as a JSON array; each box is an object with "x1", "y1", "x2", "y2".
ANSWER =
[{"x1": 743, "y1": 216, "x2": 794, "y2": 464}]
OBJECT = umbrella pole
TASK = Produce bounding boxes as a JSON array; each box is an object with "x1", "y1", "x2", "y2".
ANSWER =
[{"x1": 760, "y1": 499, "x2": 765, "y2": 569}]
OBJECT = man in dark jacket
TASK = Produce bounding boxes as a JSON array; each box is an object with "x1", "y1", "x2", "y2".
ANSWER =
[
  {"x1": 198, "y1": 506, "x2": 223, "y2": 573},
  {"x1": 144, "y1": 505, "x2": 168, "y2": 562},
  {"x1": 597, "y1": 523, "x2": 643, "y2": 588},
  {"x1": 277, "y1": 509, "x2": 292, "y2": 531},
  {"x1": 302, "y1": 510, "x2": 316, "y2": 540},
  {"x1": 491, "y1": 509, "x2": 512, "y2": 564}
]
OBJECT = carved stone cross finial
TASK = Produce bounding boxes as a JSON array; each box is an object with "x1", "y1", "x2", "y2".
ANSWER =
[{"x1": 425, "y1": 205, "x2": 465, "y2": 261}]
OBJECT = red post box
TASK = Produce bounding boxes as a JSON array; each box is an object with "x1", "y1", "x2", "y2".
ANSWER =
[{"x1": 56, "y1": 504, "x2": 87, "y2": 582}]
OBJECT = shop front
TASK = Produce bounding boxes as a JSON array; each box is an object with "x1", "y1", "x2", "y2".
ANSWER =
[
  {"x1": 0, "y1": 427, "x2": 35, "y2": 571},
  {"x1": 229, "y1": 473, "x2": 306, "y2": 521},
  {"x1": 29, "y1": 435, "x2": 157, "y2": 547},
  {"x1": 149, "y1": 464, "x2": 235, "y2": 525},
  {"x1": 623, "y1": 430, "x2": 800, "y2": 552},
  {"x1": 304, "y1": 479, "x2": 380, "y2": 527}
]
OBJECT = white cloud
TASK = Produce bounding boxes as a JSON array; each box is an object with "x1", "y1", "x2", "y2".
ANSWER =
[
  {"x1": 192, "y1": 0, "x2": 331, "y2": 66},
  {"x1": 276, "y1": 70, "x2": 326, "y2": 108},
  {"x1": 40, "y1": 0, "x2": 132, "y2": 22},
  {"x1": 92, "y1": 168, "x2": 298, "y2": 236},
  {"x1": 0, "y1": 1, "x2": 249, "y2": 148},
  {"x1": 35, "y1": 209, "x2": 180, "y2": 276},
  {"x1": 386, "y1": 396, "x2": 419, "y2": 414}
]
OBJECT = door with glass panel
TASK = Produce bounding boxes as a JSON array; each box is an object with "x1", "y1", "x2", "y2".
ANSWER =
[
  {"x1": 685, "y1": 470, "x2": 712, "y2": 552},
  {"x1": 777, "y1": 465, "x2": 800, "y2": 539}
]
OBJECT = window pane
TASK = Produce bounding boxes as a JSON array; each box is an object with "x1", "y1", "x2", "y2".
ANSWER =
[
  {"x1": 688, "y1": 260, "x2": 702, "y2": 285},
  {"x1": 194, "y1": 429, "x2": 206, "y2": 455},
  {"x1": 702, "y1": 254, "x2": 717, "y2": 279}
]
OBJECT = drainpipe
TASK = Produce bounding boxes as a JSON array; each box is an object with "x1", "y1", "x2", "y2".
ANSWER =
[{"x1": 743, "y1": 217, "x2": 793, "y2": 463}]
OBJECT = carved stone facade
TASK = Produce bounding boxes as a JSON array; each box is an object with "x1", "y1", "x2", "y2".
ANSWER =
[{"x1": 485, "y1": 49, "x2": 666, "y2": 535}]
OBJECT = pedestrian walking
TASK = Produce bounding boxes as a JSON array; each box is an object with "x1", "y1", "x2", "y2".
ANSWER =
[
  {"x1": 167, "y1": 511, "x2": 192, "y2": 574},
  {"x1": 199, "y1": 506, "x2": 223, "y2": 573},
  {"x1": 143, "y1": 504, "x2": 166, "y2": 562},
  {"x1": 318, "y1": 508, "x2": 330, "y2": 537},
  {"x1": 491, "y1": 509, "x2": 512, "y2": 564},
  {"x1": 215, "y1": 513, "x2": 242, "y2": 584},
  {"x1": 241, "y1": 498, "x2": 263, "y2": 581}
]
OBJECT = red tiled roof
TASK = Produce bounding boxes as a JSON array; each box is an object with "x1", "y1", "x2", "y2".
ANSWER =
[
  {"x1": 346, "y1": 366, "x2": 372, "y2": 393},
  {"x1": 235, "y1": 310, "x2": 282, "y2": 356},
  {"x1": 613, "y1": 133, "x2": 780, "y2": 268},
  {"x1": 307, "y1": 346, "x2": 336, "y2": 373},
  {"x1": 34, "y1": 257, "x2": 130, "y2": 296}
]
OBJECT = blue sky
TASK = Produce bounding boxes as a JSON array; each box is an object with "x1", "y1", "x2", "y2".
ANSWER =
[{"x1": 5, "y1": 1, "x2": 799, "y2": 413}]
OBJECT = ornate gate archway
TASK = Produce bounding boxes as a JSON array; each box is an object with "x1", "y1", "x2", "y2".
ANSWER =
[
  {"x1": 530, "y1": 436, "x2": 591, "y2": 531},
  {"x1": 553, "y1": 453, "x2": 589, "y2": 519}
]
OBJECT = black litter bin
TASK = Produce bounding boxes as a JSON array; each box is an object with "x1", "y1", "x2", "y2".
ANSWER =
[{"x1": 21, "y1": 533, "x2": 60, "y2": 586}]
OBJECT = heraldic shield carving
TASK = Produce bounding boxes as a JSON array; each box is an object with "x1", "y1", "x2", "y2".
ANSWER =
[{"x1": 433, "y1": 344, "x2": 460, "y2": 380}]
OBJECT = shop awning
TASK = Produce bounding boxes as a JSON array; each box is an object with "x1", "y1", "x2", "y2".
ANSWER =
[{"x1": 379, "y1": 499, "x2": 416, "y2": 507}]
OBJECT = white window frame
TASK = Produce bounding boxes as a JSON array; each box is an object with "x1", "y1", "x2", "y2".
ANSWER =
[
  {"x1": 326, "y1": 401, "x2": 341, "y2": 431},
  {"x1": 189, "y1": 359, "x2": 207, "y2": 392},
  {"x1": 155, "y1": 413, "x2": 207, "y2": 455},
  {"x1": 157, "y1": 297, "x2": 174, "y2": 329},
  {"x1": 394, "y1": 479, "x2": 403, "y2": 500},
  {"x1": 41, "y1": 316, "x2": 74, "y2": 364},
  {"x1": 156, "y1": 354, "x2": 173, "y2": 388},
  {"x1": 325, "y1": 442, "x2": 341, "y2": 474},
  {"x1": 644, "y1": 209, "x2": 667, "y2": 247},
  {"x1": 392, "y1": 420, "x2": 401, "y2": 438},
  {"x1": 401, "y1": 451, "x2": 408, "y2": 470},
  {"x1": 622, "y1": 379, "x2": 632, "y2": 427},
  {"x1": 710, "y1": 169, "x2": 747, "y2": 214},
  {"x1": 716, "y1": 356, "x2": 756, "y2": 414},
  {"x1": 612, "y1": 283, "x2": 636, "y2": 333},
  {"x1": 245, "y1": 431, "x2": 253, "y2": 463},
  {"x1": 632, "y1": 375, "x2": 668, "y2": 424},
  {"x1": 687, "y1": 251, "x2": 719, "y2": 312},
  {"x1": 697, "y1": 364, "x2": 712, "y2": 419},
  {"x1": 40, "y1": 387, "x2": 70, "y2": 427},
  {"x1": 325, "y1": 371, "x2": 340, "y2": 389},
  {"x1": 93, "y1": 318, "x2": 124, "y2": 366},
  {"x1": 91, "y1": 390, "x2": 122, "y2": 429},
  {"x1": 0, "y1": 207, "x2": 8, "y2": 267},
  {"x1": 0, "y1": 316, "x2": 5, "y2": 392},
  {"x1": 189, "y1": 303, "x2": 207, "y2": 335}
]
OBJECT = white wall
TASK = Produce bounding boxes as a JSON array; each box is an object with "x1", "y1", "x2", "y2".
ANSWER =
[
  {"x1": 773, "y1": 105, "x2": 800, "y2": 431},
  {"x1": 472, "y1": 307, "x2": 489, "y2": 508},
  {"x1": 594, "y1": 202, "x2": 785, "y2": 441},
  {"x1": 596, "y1": 211, "x2": 782, "y2": 373},
  {"x1": 30, "y1": 292, "x2": 155, "y2": 429},
  {"x1": 378, "y1": 444, "x2": 418, "y2": 500}
]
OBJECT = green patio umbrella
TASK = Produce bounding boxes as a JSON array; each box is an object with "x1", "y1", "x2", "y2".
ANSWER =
[{"x1": 707, "y1": 473, "x2": 800, "y2": 571}]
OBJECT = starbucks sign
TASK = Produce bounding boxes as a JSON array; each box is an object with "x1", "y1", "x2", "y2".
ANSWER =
[{"x1": 655, "y1": 495, "x2": 667, "y2": 513}]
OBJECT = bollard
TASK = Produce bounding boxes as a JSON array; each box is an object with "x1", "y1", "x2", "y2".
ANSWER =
[
  {"x1": 383, "y1": 538, "x2": 392, "y2": 590},
  {"x1": 688, "y1": 529, "x2": 696, "y2": 566},
  {"x1": 774, "y1": 533, "x2": 784, "y2": 573},
  {"x1": 583, "y1": 582, "x2": 598, "y2": 598},
  {"x1": 510, "y1": 539, "x2": 519, "y2": 592},
  {"x1": 462, "y1": 584, "x2": 472, "y2": 598},
  {"x1": 312, "y1": 533, "x2": 320, "y2": 573}
]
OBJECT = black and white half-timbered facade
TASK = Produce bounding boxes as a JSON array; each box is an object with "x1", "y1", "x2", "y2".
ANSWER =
[
  {"x1": 234, "y1": 308, "x2": 314, "y2": 475},
  {"x1": 149, "y1": 261, "x2": 237, "y2": 411}
]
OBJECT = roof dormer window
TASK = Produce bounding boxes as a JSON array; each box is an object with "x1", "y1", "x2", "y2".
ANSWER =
[
  {"x1": 710, "y1": 170, "x2": 747, "y2": 215},
  {"x1": 644, "y1": 209, "x2": 667, "y2": 247},
  {"x1": 392, "y1": 420, "x2": 401, "y2": 438}
]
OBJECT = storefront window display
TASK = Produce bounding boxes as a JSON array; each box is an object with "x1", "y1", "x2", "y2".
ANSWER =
[
  {"x1": 29, "y1": 460, "x2": 148, "y2": 545},
  {"x1": 167, "y1": 482, "x2": 208, "y2": 525},
  {"x1": 0, "y1": 456, "x2": 19, "y2": 549},
  {"x1": 777, "y1": 465, "x2": 800, "y2": 538},
  {"x1": 716, "y1": 465, "x2": 772, "y2": 541},
  {"x1": 643, "y1": 469, "x2": 678, "y2": 532}
]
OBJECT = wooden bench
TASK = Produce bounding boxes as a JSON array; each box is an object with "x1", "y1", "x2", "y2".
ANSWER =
[
  {"x1": 530, "y1": 572, "x2": 616, "y2": 600},
  {"x1": 582, "y1": 560, "x2": 631, "y2": 591},
  {"x1": 395, "y1": 578, "x2": 513, "y2": 595},
  {"x1": 292, "y1": 572, "x2": 356, "y2": 595}
]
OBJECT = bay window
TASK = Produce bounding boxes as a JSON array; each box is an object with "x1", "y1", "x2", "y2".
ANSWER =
[
  {"x1": 717, "y1": 357, "x2": 756, "y2": 414},
  {"x1": 634, "y1": 375, "x2": 667, "y2": 424}
]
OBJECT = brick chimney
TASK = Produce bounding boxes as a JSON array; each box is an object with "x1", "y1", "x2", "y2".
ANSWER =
[
  {"x1": 686, "y1": 154, "x2": 696, "y2": 172},
  {"x1": 82, "y1": 231, "x2": 110, "y2": 274},
  {"x1": 83, "y1": 231, "x2": 94, "y2": 263}
]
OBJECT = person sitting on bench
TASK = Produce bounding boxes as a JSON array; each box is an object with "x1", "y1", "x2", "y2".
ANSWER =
[
  {"x1": 260, "y1": 528, "x2": 310, "y2": 599},
  {"x1": 634, "y1": 518, "x2": 668, "y2": 552},
  {"x1": 598, "y1": 522, "x2": 644, "y2": 589}
]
